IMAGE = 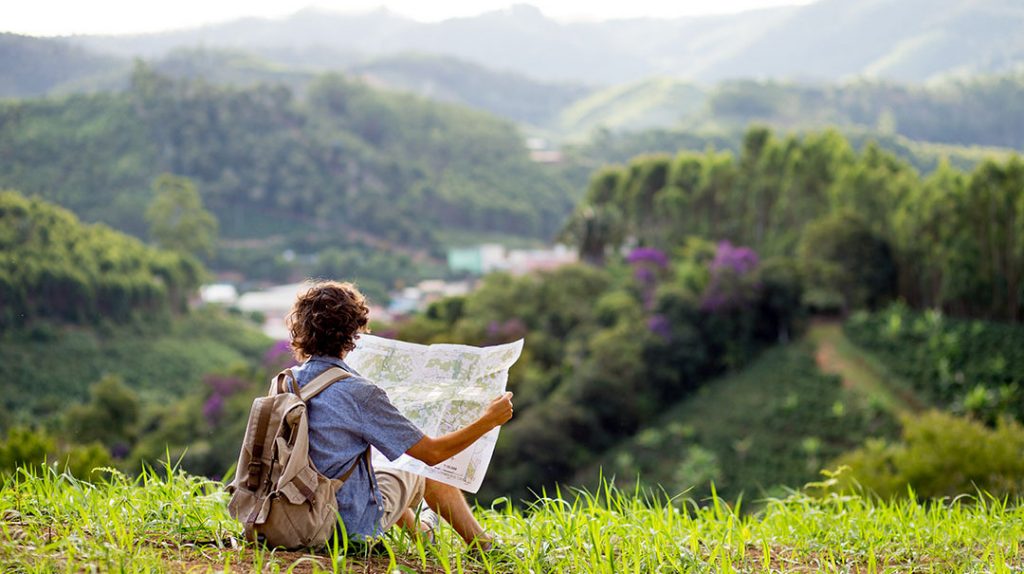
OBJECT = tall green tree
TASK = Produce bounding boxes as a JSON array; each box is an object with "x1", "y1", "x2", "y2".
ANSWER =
[{"x1": 145, "y1": 174, "x2": 218, "y2": 259}]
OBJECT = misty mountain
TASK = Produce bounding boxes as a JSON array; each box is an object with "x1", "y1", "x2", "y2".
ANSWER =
[
  {"x1": 701, "y1": 0, "x2": 1024, "y2": 81},
  {"x1": 67, "y1": 0, "x2": 1024, "y2": 84},
  {"x1": 0, "y1": 34, "x2": 587, "y2": 129},
  {"x1": 0, "y1": 33, "x2": 128, "y2": 97},
  {"x1": 351, "y1": 53, "x2": 590, "y2": 127}
]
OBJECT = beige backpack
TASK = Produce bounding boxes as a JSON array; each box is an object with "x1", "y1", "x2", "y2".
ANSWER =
[{"x1": 227, "y1": 366, "x2": 369, "y2": 549}]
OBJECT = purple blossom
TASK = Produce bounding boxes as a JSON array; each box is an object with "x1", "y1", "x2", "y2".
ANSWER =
[
  {"x1": 110, "y1": 442, "x2": 131, "y2": 460},
  {"x1": 487, "y1": 318, "x2": 527, "y2": 343},
  {"x1": 709, "y1": 241, "x2": 759, "y2": 275},
  {"x1": 628, "y1": 247, "x2": 669, "y2": 310},
  {"x1": 487, "y1": 321, "x2": 502, "y2": 337},
  {"x1": 263, "y1": 339, "x2": 295, "y2": 370},
  {"x1": 626, "y1": 247, "x2": 669, "y2": 268},
  {"x1": 701, "y1": 241, "x2": 761, "y2": 312},
  {"x1": 634, "y1": 266, "x2": 655, "y2": 284},
  {"x1": 203, "y1": 394, "x2": 225, "y2": 427},
  {"x1": 204, "y1": 375, "x2": 247, "y2": 396},
  {"x1": 648, "y1": 314, "x2": 672, "y2": 340},
  {"x1": 264, "y1": 337, "x2": 292, "y2": 364}
]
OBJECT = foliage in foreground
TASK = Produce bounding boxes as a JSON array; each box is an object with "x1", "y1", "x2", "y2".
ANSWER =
[{"x1": 2, "y1": 464, "x2": 1023, "y2": 573}]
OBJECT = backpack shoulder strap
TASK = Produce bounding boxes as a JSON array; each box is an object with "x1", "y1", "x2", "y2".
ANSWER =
[
  {"x1": 269, "y1": 366, "x2": 351, "y2": 401},
  {"x1": 300, "y1": 366, "x2": 352, "y2": 402},
  {"x1": 333, "y1": 447, "x2": 371, "y2": 488},
  {"x1": 269, "y1": 368, "x2": 298, "y2": 396}
]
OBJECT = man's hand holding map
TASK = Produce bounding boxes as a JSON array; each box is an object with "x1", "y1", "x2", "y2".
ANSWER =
[{"x1": 346, "y1": 335, "x2": 524, "y2": 493}]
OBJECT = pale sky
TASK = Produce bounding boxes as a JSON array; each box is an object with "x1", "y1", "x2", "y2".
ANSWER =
[{"x1": 6, "y1": 0, "x2": 814, "y2": 37}]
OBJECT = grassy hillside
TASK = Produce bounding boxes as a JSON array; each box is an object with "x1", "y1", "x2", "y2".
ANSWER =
[
  {"x1": 700, "y1": 0, "x2": 1024, "y2": 82},
  {"x1": 573, "y1": 343, "x2": 898, "y2": 501},
  {"x1": 0, "y1": 308, "x2": 270, "y2": 428},
  {"x1": 556, "y1": 78, "x2": 706, "y2": 138},
  {"x1": 1, "y1": 465, "x2": 1021, "y2": 572}
]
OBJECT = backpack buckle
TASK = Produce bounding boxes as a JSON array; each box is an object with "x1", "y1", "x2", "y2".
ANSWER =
[{"x1": 246, "y1": 461, "x2": 263, "y2": 489}]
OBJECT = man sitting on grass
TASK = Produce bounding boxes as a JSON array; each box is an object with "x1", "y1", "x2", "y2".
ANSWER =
[{"x1": 286, "y1": 280, "x2": 513, "y2": 550}]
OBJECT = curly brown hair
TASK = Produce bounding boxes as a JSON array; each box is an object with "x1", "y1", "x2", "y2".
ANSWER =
[{"x1": 287, "y1": 281, "x2": 370, "y2": 360}]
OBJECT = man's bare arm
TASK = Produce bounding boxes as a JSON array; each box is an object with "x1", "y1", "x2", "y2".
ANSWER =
[{"x1": 406, "y1": 392, "x2": 513, "y2": 466}]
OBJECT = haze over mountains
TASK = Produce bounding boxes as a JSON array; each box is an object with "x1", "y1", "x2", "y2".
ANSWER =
[{"x1": 54, "y1": 0, "x2": 1024, "y2": 85}]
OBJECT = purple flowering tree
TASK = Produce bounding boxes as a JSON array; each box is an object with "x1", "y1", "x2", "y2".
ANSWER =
[
  {"x1": 624, "y1": 247, "x2": 681, "y2": 341},
  {"x1": 627, "y1": 247, "x2": 669, "y2": 311},
  {"x1": 701, "y1": 241, "x2": 761, "y2": 312},
  {"x1": 263, "y1": 339, "x2": 294, "y2": 372},
  {"x1": 202, "y1": 374, "x2": 248, "y2": 428}
]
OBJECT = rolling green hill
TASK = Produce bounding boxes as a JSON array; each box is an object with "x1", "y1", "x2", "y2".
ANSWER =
[{"x1": 557, "y1": 75, "x2": 1024, "y2": 152}]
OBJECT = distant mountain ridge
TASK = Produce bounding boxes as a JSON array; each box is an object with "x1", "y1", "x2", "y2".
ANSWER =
[
  {"x1": 64, "y1": 0, "x2": 1024, "y2": 84},
  {"x1": 0, "y1": 33, "x2": 128, "y2": 97}
]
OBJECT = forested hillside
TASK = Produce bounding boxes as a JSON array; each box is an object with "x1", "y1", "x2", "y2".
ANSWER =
[
  {"x1": 0, "y1": 65, "x2": 574, "y2": 249},
  {"x1": 558, "y1": 75, "x2": 1024, "y2": 152},
  {"x1": 0, "y1": 191, "x2": 201, "y2": 327}
]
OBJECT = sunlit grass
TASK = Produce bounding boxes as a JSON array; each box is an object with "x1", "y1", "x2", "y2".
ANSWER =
[{"x1": 2, "y1": 463, "x2": 1022, "y2": 573}]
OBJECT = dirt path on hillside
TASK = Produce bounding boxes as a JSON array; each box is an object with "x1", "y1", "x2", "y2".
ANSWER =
[{"x1": 808, "y1": 319, "x2": 924, "y2": 414}]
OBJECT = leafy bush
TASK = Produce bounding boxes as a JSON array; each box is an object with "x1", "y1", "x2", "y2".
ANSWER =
[
  {"x1": 0, "y1": 427, "x2": 112, "y2": 478},
  {"x1": 835, "y1": 411, "x2": 1024, "y2": 499}
]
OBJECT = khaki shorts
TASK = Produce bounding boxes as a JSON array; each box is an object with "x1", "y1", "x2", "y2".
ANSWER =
[{"x1": 376, "y1": 468, "x2": 426, "y2": 530}]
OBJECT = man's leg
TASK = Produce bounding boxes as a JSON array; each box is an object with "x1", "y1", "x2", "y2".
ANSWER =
[
  {"x1": 376, "y1": 469, "x2": 428, "y2": 537},
  {"x1": 422, "y1": 478, "x2": 491, "y2": 547}
]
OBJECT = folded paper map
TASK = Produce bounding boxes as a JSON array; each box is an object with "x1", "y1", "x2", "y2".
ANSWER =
[{"x1": 346, "y1": 334, "x2": 524, "y2": 493}]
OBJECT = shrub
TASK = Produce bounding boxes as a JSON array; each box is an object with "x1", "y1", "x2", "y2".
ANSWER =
[{"x1": 835, "y1": 410, "x2": 1024, "y2": 499}]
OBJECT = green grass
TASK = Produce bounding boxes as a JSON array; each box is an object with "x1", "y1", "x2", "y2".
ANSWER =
[{"x1": 2, "y1": 464, "x2": 1022, "y2": 573}]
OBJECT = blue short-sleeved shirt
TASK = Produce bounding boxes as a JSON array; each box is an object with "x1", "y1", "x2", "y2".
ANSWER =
[{"x1": 291, "y1": 355, "x2": 425, "y2": 540}]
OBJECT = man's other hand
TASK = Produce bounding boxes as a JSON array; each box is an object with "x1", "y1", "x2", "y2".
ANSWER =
[{"x1": 483, "y1": 392, "x2": 514, "y2": 427}]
